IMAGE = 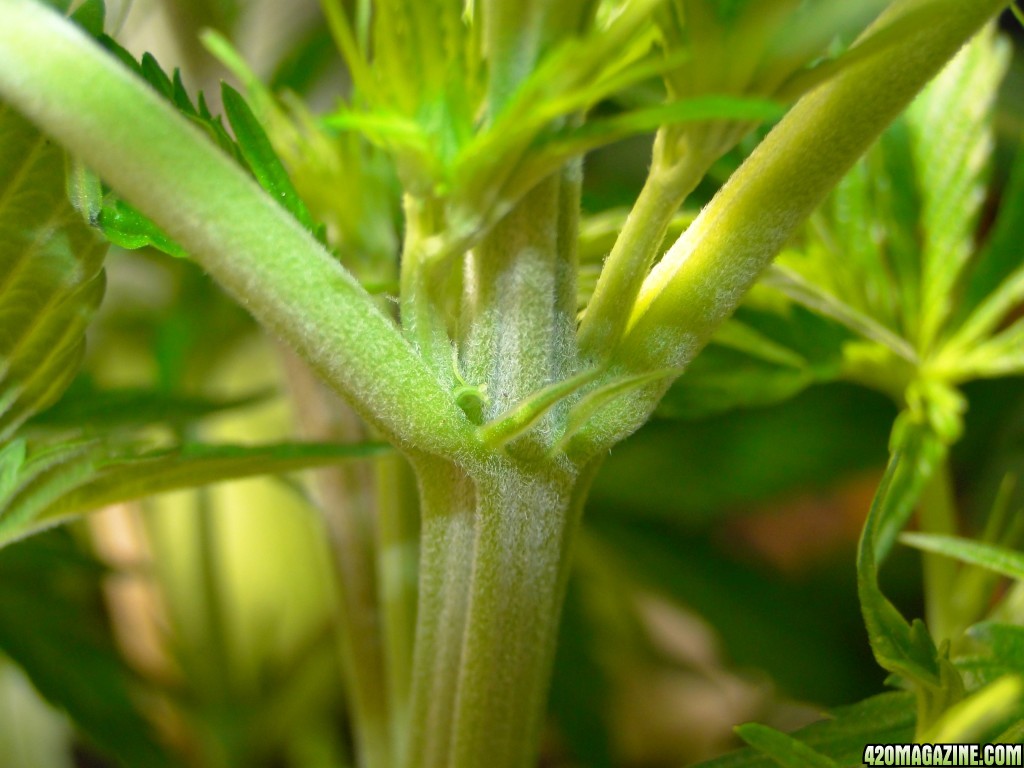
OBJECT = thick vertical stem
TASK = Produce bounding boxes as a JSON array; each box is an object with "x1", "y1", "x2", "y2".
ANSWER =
[
  {"x1": 405, "y1": 457, "x2": 584, "y2": 768},
  {"x1": 449, "y1": 461, "x2": 579, "y2": 768},
  {"x1": 407, "y1": 148, "x2": 585, "y2": 768},
  {"x1": 404, "y1": 459, "x2": 477, "y2": 768}
]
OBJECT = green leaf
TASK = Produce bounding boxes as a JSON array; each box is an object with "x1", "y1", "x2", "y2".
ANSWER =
[
  {"x1": 88, "y1": 44, "x2": 323, "y2": 255},
  {"x1": 0, "y1": 440, "x2": 391, "y2": 547},
  {"x1": 0, "y1": 530, "x2": 173, "y2": 767},
  {"x1": 97, "y1": 197, "x2": 187, "y2": 258},
  {"x1": 696, "y1": 692, "x2": 915, "y2": 768},
  {"x1": 69, "y1": 0, "x2": 105, "y2": 37},
  {"x1": 221, "y1": 83, "x2": 317, "y2": 236},
  {"x1": 657, "y1": 302, "x2": 847, "y2": 419},
  {"x1": 960, "y1": 623, "x2": 1024, "y2": 683},
  {"x1": 909, "y1": 25, "x2": 1010, "y2": 348},
  {"x1": 0, "y1": 101, "x2": 108, "y2": 441},
  {"x1": 900, "y1": 533, "x2": 1024, "y2": 582},
  {"x1": 27, "y1": 383, "x2": 269, "y2": 432},
  {"x1": 736, "y1": 723, "x2": 840, "y2": 768}
]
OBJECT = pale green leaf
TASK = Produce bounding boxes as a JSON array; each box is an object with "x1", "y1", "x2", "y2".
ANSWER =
[
  {"x1": 696, "y1": 692, "x2": 915, "y2": 768},
  {"x1": 0, "y1": 102, "x2": 108, "y2": 441},
  {"x1": 0, "y1": 440, "x2": 391, "y2": 548},
  {"x1": 221, "y1": 83, "x2": 318, "y2": 236},
  {"x1": 736, "y1": 723, "x2": 840, "y2": 768},
  {"x1": 763, "y1": 266, "x2": 916, "y2": 362},
  {"x1": 900, "y1": 533, "x2": 1024, "y2": 582},
  {"x1": 910, "y1": 26, "x2": 1010, "y2": 348},
  {"x1": 922, "y1": 676, "x2": 1024, "y2": 743}
]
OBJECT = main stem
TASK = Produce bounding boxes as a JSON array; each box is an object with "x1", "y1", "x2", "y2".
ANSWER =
[
  {"x1": 404, "y1": 160, "x2": 584, "y2": 766},
  {"x1": 406, "y1": 457, "x2": 584, "y2": 768}
]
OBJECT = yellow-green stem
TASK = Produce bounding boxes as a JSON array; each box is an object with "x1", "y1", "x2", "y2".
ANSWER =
[{"x1": 578, "y1": 134, "x2": 708, "y2": 361}]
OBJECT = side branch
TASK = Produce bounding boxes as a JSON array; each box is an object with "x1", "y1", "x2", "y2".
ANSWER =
[
  {"x1": 620, "y1": 0, "x2": 1009, "y2": 372},
  {"x1": 0, "y1": 0, "x2": 476, "y2": 460},
  {"x1": 579, "y1": 0, "x2": 1008, "y2": 453}
]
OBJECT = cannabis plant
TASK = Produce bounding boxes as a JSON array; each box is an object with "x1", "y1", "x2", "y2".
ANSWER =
[{"x1": 0, "y1": 0, "x2": 1019, "y2": 766}]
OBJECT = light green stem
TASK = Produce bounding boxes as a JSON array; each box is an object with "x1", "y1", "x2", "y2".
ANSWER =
[
  {"x1": 399, "y1": 195, "x2": 452, "y2": 375},
  {"x1": 577, "y1": 133, "x2": 707, "y2": 362},
  {"x1": 577, "y1": 0, "x2": 1010, "y2": 455},
  {"x1": 405, "y1": 456, "x2": 585, "y2": 768},
  {"x1": 448, "y1": 461, "x2": 578, "y2": 768},
  {"x1": 918, "y1": 457, "x2": 959, "y2": 643},
  {"x1": 374, "y1": 452, "x2": 420, "y2": 760},
  {"x1": 0, "y1": 0, "x2": 476, "y2": 460},
  {"x1": 403, "y1": 459, "x2": 476, "y2": 768}
]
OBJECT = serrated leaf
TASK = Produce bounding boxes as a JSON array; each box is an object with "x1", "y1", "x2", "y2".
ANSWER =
[
  {"x1": 97, "y1": 197, "x2": 186, "y2": 257},
  {"x1": 696, "y1": 692, "x2": 915, "y2": 768},
  {"x1": 221, "y1": 83, "x2": 317, "y2": 236},
  {"x1": 910, "y1": 26, "x2": 1009, "y2": 348},
  {"x1": 86, "y1": 42, "x2": 320, "y2": 256},
  {"x1": 0, "y1": 102, "x2": 108, "y2": 441},
  {"x1": 0, "y1": 440, "x2": 391, "y2": 547},
  {"x1": 736, "y1": 723, "x2": 840, "y2": 768},
  {"x1": 900, "y1": 533, "x2": 1024, "y2": 582}
]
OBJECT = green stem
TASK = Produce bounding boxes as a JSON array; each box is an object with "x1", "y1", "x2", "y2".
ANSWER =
[
  {"x1": 0, "y1": 0, "x2": 476, "y2": 460},
  {"x1": 577, "y1": 132, "x2": 707, "y2": 362},
  {"x1": 403, "y1": 459, "x2": 476, "y2": 768},
  {"x1": 405, "y1": 457, "x2": 584, "y2": 768},
  {"x1": 194, "y1": 488, "x2": 231, "y2": 703},
  {"x1": 374, "y1": 452, "x2": 420, "y2": 760},
  {"x1": 399, "y1": 195, "x2": 452, "y2": 375},
  {"x1": 448, "y1": 461, "x2": 578, "y2": 768},
  {"x1": 578, "y1": 0, "x2": 1010, "y2": 455},
  {"x1": 461, "y1": 174, "x2": 578, "y2": 459},
  {"x1": 918, "y1": 456, "x2": 959, "y2": 643},
  {"x1": 280, "y1": 351, "x2": 391, "y2": 768}
]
